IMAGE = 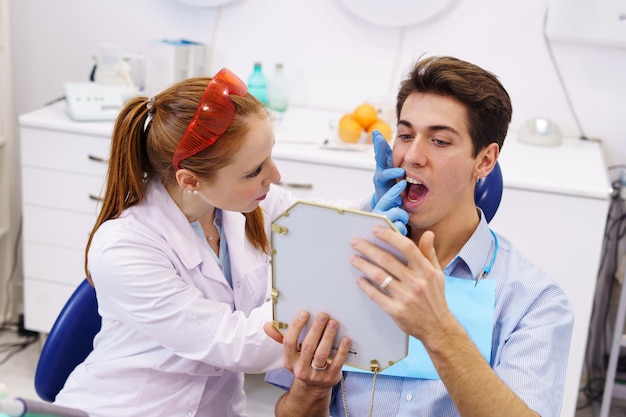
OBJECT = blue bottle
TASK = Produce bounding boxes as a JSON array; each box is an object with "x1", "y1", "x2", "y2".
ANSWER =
[{"x1": 247, "y1": 62, "x2": 267, "y2": 105}]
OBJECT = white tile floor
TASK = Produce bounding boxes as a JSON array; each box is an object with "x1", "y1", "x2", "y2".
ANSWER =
[
  {"x1": 0, "y1": 328, "x2": 599, "y2": 417},
  {"x1": 0, "y1": 329, "x2": 40, "y2": 401}
]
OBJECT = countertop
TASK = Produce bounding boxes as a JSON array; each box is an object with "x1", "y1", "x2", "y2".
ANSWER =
[{"x1": 18, "y1": 102, "x2": 613, "y2": 200}]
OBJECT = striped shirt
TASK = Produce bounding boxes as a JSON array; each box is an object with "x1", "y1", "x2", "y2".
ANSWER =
[{"x1": 266, "y1": 212, "x2": 574, "y2": 417}]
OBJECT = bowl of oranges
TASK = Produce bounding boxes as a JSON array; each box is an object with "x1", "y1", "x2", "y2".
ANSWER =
[{"x1": 331, "y1": 103, "x2": 393, "y2": 144}]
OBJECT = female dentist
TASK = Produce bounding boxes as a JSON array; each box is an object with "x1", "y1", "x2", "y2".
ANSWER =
[{"x1": 54, "y1": 68, "x2": 294, "y2": 417}]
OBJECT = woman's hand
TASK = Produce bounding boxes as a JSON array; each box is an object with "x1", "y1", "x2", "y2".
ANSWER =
[
  {"x1": 268, "y1": 311, "x2": 353, "y2": 417},
  {"x1": 372, "y1": 180, "x2": 409, "y2": 235},
  {"x1": 266, "y1": 311, "x2": 351, "y2": 387},
  {"x1": 371, "y1": 130, "x2": 405, "y2": 208}
]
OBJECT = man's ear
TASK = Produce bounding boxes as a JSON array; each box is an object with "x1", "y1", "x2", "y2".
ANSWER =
[
  {"x1": 175, "y1": 169, "x2": 199, "y2": 192},
  {"x1": 475, "y1": 143, "x2": 499, "y2": 180}
]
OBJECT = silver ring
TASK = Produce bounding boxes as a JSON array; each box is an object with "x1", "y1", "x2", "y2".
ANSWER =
[
  {"x1": 380, "y1": 276, "x2": 394, "y2": 290},
  {"x1": 311, "y1": 359, "x2": 328, "y2": 371}
]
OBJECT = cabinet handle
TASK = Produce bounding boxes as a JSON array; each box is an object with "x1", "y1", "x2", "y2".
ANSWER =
[
  {"x1": 88, "y1": 154, "x2": 109, "y2": 163},
  {"x1": 89, "y1": 194, "x2": 104, "y2": 202},
  {"x1": 276, "y1": 181, "x2": 313, "y2": 190}
]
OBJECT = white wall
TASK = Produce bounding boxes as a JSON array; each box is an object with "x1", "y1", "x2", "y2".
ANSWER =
[{"x1": 8, "y1": 0, "x2": 626, "y2": 165}]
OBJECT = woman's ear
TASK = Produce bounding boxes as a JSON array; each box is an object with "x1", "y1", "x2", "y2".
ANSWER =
[
  {"x1": 175, "y1": 169, "x2": 199, "y2": 192},
  {"x1": 475, "y1": 143, "x2": 499, "y2": 180}
]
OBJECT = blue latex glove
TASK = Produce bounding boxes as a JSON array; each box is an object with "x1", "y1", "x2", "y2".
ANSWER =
[
  {"x1": 373, "y1": 179, "x2": 409, "y2": 235},
  {"x1": 371, "y1": 130, "x2": 405, "y2": 209}
]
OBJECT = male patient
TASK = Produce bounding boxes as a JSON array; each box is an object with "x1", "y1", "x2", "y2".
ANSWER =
[{"x1": 264, "y1": 55, "x2": 574, "y2": 417}]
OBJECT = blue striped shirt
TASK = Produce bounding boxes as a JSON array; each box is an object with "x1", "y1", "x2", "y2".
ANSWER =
[{"x1": 266, "y1": 213, "x2": 574, "y2": 417}]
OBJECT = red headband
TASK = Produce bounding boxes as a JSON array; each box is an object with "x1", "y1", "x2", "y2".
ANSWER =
[{"x1": 172, "y1": 68, "x2": 248, "y2": 170}]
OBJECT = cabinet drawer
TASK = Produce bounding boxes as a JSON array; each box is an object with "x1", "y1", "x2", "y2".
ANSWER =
[
  {"x1": 275, "y1": 158, "x2": 374, "y2": 201},
  {"x1": 23, "y1": 242, "x2": 85, "y2": 286},
  {"x1": 24, "y1": 278, "x2": 82, "y2": 333},
  {"x1": 22, "y1": 167, "x2": 104, "y2": 214},
  {"x1": 23, "y1": 205, "x2": 95, "y2": 249},
  {"x1": 20, "y1": 126, "x2": 110, "y2": 176}
]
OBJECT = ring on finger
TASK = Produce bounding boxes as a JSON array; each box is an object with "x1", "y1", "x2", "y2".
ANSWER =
[
  {"x1": 380, "y1": 275, "x2": 394, "y2": 290},
  {"x1": 311, "y1": 359, "x2": 329, "y2": 371}
]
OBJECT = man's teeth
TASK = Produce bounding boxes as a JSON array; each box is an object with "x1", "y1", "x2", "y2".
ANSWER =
[{"x1": 406, "y1": 176, "x2": 422, "y2": 185}]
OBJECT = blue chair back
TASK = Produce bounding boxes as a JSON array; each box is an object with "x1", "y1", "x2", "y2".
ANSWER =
[
  {"x1": 475, "y1": 161, "x2": 503, "y2": 223},
  {"x1": 34, "y1": 279, "x2": 101, "y2": 402}
]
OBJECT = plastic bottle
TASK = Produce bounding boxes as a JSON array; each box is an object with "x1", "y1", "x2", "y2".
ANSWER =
[
  {"x1": 247, "y1": 62, "x2": 267, "y2": 105},
  {"x1": 267, "y1": 63, "x2": 289, "y2": 112}
]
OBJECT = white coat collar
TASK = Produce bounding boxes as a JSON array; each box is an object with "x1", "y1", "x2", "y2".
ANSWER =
[{"x1": 143, "y1": 180, "x2": 268, "y2": 284}]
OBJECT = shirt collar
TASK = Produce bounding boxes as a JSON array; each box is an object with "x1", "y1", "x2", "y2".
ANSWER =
[{"x1": 444, "y1": 208, "x2": 495, "y2": 280}]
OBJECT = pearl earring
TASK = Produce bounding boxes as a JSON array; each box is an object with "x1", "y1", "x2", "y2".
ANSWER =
[{"x1": 193, "y1": 190, "x2": 199, "y2": 195}]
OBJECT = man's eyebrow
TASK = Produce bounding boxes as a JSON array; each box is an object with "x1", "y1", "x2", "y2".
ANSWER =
[
  {"x1": 398, "y1": 119, "x2": 460, "y2": 136},
  {"x1": 430, "y1": 125, "x2": 461, "y2": 135},
  {"x1": 398, "y1": 119, "x2": 412, "y2": 129}
]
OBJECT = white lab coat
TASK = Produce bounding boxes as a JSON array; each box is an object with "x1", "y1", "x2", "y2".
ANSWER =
[{"x1": 55, "y1": 180, "x2": 297, "y2": 417}]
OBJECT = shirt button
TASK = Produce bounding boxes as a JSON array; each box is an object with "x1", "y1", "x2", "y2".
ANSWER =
[
  {"x1": 236, "y1": 281, "x2": 241, "y2": 288},
  {"x1": 405, "y1": 393, "x2": 413, "y2": 401}
]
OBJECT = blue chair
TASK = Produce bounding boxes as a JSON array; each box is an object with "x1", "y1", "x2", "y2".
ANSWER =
[
  {"x1": 34, "y1": 279, "x2": 101, "y2": 402},
  {"x1": 475, "y1": 161, "x2": 503, "y2": 223}
]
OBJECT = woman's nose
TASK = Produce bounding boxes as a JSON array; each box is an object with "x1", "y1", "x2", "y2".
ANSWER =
[{"x1": 265, "y1": 159, "x2": 281, "y2": 185}]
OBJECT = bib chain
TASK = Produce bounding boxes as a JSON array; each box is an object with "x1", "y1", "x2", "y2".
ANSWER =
[{"x1": 340, "y1": 368, "x2": 379, "y2": 417}]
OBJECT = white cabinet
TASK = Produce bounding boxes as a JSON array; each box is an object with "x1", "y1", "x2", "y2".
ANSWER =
[
  {"x1": 18, "y1": 102, "x2": 112, "y2": 333},
  {"x1": 18, "y1": 105, "x2": 611, "y2": 417},
  {"x1": 489, "y1": 137, "x2": 611, "y2": 417},
  {"x1": 16, "y1": 104, "x2": 376, "y2": 334},
  {"x1": 274, "y1": 156, "x2": 374, "y2": 201}
]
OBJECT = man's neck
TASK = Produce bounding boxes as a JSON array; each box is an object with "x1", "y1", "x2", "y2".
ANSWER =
[{"x1": 410, "y1": 209, "x2": 480, "y2": 269}]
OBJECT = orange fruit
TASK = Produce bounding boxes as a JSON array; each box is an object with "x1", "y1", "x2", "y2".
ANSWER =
[
  {"x1": 338, "y1": 114, "x2": 363, "y2": 143},
  {"x1": 367, "y1": 119, "x2": 393, "y2": 142},
  {"x1": 352, "y1": 103, "x2": 378, "y2": 130}
]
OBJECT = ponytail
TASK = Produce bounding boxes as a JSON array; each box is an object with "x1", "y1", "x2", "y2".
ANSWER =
[{"x1": 84, "y1": 96, "x2": 153, "y2": 282}]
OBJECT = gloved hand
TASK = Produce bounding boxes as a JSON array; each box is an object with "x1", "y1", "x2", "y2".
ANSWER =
[
  {"x1": 373, "y1": 179, "x2": 409, "y2": 235},
  {"x1": 371, "y1": 130, "x2": 405, "y2": 209}
]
